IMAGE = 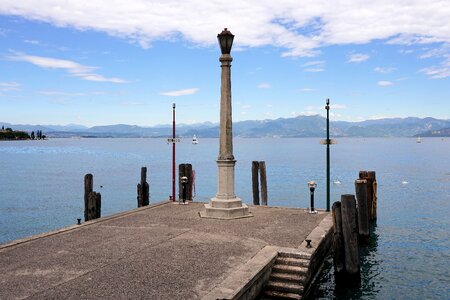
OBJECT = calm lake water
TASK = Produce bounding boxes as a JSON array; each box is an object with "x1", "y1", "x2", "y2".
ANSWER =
[{"x1": 1, "y1": 137, "x2": 449, "y2": 299}]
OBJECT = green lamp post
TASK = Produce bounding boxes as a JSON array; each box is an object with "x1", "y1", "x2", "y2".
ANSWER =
[{"x1": 325, "y1": 98, "x2": 330, "y2": 212}]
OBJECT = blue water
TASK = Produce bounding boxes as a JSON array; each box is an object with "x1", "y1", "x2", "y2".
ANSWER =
[{"x1": 1, "y1": 137, "x2": 449, "y2": 299}]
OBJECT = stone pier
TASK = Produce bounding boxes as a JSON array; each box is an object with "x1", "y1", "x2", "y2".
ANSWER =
[{"x1": 0, "y1": 201, "x2": 331, "y2": 299}]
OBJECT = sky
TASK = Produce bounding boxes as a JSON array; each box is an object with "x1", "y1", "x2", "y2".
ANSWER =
[{"x1": 0, "y1": 0, "x2": 449, "y2": 127}]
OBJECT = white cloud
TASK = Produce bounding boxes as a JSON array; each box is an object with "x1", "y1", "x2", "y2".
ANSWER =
[
  {"x1": 348, "y1": 53, "x2": 370, "y2": 63},
  {"x1": 257, "y1": 82, "x2": 271, "y2": 89},
  {"x1": 303, "y1": 60, "x2": 325, "y2": 67},
  {"x1": 291, "y1": 111, "x2": 318, "y2": 117},
  {"x1": 330, "y1": 112, "x2": 342, "y2": 118},
  {"x1": 299, "y1": 88, "x2": 315, "y2": 92},
  {"x1": 0, "y1": 81, "x2": 20, "y2": 92},
  {"x1": 48, "y1": 98, "x2": 70, "y2": 105},
  {"x1": 40, "y1": 91, "x2": 86, "y2": 97},
  {"x1": 305, "y1": 68, "x2": 324, "y2": 72},
  {"x1": 1, "y1": 1, "x2": 450, "y2": 57},
  {"x1": 374, "y1": 67, "x2": 396, "y2": 73},
  {"x1": 7, "y1": 53, "x2": 128, "y2": 83},
  {"x1": 303, "y1": 60, "x2": 325, "y2": 72},
  {"x1": 159, "y1": 88, "x2": 199, "y2": 96},
  {"x1": 399, "y1": 49, "x2": 414, "y2": 54},
  {"x1": 301, "y1": 103, "x2": 346, "y2": 111},
  {"x1": 80, "y1": 74, "x2": 127, "y2": 83},
  {"x1": 24, "y1": 39, "x2": 40, "y2": 44},
  {"x1": 120, "y1": 101, "x2": 144, "y2": 106},
  {"x1": 419, "y1": 65, "x2": 450, "y2": 79},
  {"x1": 378, "y1": 80, "x2": 393, "y2": 86},
  {"x1": 387, "y1": 34, "x2": 445, "y2": 45},
  {"x1": 242, "y1": 104, "x2": 252, "y2": 109},
  {"x1": 368, "y1": 114, "x2": 405, "y2": 120},
  {"x1": 331, "y1": 104, "x2": 346, "y2": 109},
  {"x1": 39, "y1": 90, "x2": 107, "y2": 97},
  {"x1": 291, "y1": 103, "x2": 323, "y2": 116},
  {"x1": 417, "y1": 44, "x2": 450, "y2": 78}
]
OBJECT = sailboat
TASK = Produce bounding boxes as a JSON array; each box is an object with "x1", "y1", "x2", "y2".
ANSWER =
[
  {"x1": 416, "y1": 136, "x2": 421, "y2": 143},
  {"x1": 192, "y1": 135, "x2": 198, "y2": 144}
]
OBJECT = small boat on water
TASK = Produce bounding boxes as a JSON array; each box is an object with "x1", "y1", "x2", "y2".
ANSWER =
[
  {"x1": 192, "y1": 135, "x2": 198, "y2": 144},
  {"x1": 416, "y1": 137, "x2": 421, "y2": 143}
]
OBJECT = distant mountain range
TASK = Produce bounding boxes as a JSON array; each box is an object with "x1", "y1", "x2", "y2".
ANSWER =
[
  {"x1": 417, "y1": 127, "x2": 450, "y2": 137},
  {"x1": 2, "y1": 116, "x2": 450, "y2": 138}
]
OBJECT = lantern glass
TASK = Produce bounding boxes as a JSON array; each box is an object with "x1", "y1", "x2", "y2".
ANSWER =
[{"x1": 217, "y1": 28, "x2": 234, "y2": 55}]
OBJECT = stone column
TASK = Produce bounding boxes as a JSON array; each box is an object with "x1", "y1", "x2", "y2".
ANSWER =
[
  {"x1": 216, "y1": 54, "x2": 236, "y2": 200},
  {"x1": 218, "y1": 54, "x2": 234, "y2": 162},
  {"x1": 201, "y1": 44, "x2": 251, "y2": 219}
]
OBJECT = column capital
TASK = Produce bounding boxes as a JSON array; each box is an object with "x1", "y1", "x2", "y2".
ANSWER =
[
  {"x1": 219, "y1": 54, "x2": 233, "y2": 63},
  {"x1": 217, "y1": 155, "x2": 235, "y2": 161}
]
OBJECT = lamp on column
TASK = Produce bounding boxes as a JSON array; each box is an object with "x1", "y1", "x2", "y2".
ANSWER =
[{"x1": 217, "y1": 28, "x2": 234, "y2": 55}]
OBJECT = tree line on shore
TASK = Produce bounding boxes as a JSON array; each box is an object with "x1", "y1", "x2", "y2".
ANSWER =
[{"x1": 0, "y1": 126, "x2": 45, "y2": 140}]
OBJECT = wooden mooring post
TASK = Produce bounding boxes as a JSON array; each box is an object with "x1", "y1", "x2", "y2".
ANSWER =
[
  {"x1": 355, "y1": 179, "x2": 369, "y2": 244},
  {"x1": 185, "y1": 164, "x2": 193, "y2": 200},
  {"x1": 252, "y1": 161, "x2": 260, "y2": 205},
  {"x1": 260, "y1": 161, "x2": 268, "y2": 206},
  {"x1": 137, "y1": 167, "x2": 150, "y2": 207},
  {"x1": 332, "y1": 201, "x2": 345, "y2": 274},
  {"x1": 84, "y1": 174, "x2": 93, "y2": 221},
  {"x1": 332, "y1": 195, "x2": 360, "y2": 286},
  {"x1": 359, "y1": 171, "x2": 377, "y2": 221},
  {"x1": 341, "y1": 194, "x2": 360, "y2": 280},
  {"x1": 251, "y1": 161, "x2": 268, "y2": 206},
  {"x1": 84, "y1": 174, "x2": 101, "y2": 221}
]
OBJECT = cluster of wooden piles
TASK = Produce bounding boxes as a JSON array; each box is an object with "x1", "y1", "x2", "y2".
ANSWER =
[{"x1": 332, "y1": 171, "x2": 377, "y2": 285}]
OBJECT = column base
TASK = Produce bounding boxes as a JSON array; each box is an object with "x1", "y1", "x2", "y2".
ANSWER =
[{"x1": 200, "y1": 197, "x2": 253, "y2": 219}]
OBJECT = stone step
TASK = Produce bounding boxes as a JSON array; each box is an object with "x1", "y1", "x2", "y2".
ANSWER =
[
  {"x1": 262, "y1": 289, "x2": 302, "y2": 300},
  {"x1": 278, "y1": 251, "x2": 311, "y2": 260},
  {"x1": 265, "y1": 280, "x2": 304, "y2": 294},
  {"x1": 270, "y1": 271, "x2": 305, "y2": 284},
  {"x1": 272, "y1": 264, "x2": 308, "y2": 275},
  {"x1": 275, "y1": 256, "x2": 309, "y2": 267}
]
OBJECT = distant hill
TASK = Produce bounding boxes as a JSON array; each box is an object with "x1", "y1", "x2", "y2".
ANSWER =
[
  {"x1": 416, "y1": 127, "x2": 450, "y2": 137},
  {"x1": 344, "y1": 117, "x2": 450, "y2": 137},
  {"x1": 2, "y1": 116, "x2": 450, "y2": 138},
  {"x1": 232, "y1": 116, "x2": 450, "y2": 138}
]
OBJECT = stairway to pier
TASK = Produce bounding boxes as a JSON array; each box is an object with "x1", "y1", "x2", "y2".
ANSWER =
[{"x1": 261, "y1": 251, "x2": 311, "y2": 300}]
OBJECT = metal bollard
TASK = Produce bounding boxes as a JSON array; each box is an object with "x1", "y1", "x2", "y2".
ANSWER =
[
  {"x1": 180, "y1": 176, "x2": 188, "y2": 204},
  {"x1": 308, "y1": 181, "x2": 318, "y2": 214}
]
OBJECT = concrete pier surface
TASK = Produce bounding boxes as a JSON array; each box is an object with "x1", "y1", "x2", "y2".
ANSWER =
[{"x1": 0, "y1": 202, "x2": 330, "y2": 299}]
